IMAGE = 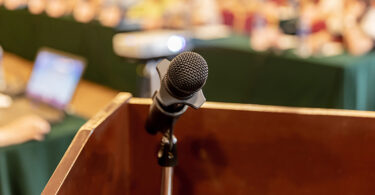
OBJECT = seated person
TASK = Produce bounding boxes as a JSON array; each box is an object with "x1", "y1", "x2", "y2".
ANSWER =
[
  {"x1": 297, "y1": 0, "x2": 334, "y2": 56},
  {"x1": 361, "y1": 0, "x2": 375, "y2": 40},
  {"x1": 250, "y1": 1, "x2": 281, "y2": 51},
  {"x1": 343, "y1": 0, "x2": 373, "y2": 56},
  {"x1": 0, "y1": 114, "x2": 50, "y2": 147}
]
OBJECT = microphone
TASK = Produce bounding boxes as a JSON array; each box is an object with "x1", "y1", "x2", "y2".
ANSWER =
[{"x1": 145, "y1": 52, "x2": 208, "y2": 135}]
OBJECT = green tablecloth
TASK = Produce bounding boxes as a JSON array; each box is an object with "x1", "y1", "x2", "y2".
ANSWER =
[
  {"x1": 0, "y1": 115, "x2": 86, "y2": 195},
  {"x1": 193, "y1": 36, "x2": 375, "y2": 110}
]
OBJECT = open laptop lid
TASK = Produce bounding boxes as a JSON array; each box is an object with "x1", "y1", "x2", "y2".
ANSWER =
[{"x1": 26, "y1": 48, "x2": 86, "y2": 110}]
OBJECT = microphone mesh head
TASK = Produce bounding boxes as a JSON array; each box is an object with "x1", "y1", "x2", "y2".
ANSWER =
[{"x1": 166, "y1": 52, "x2": 208, "y2": 97}]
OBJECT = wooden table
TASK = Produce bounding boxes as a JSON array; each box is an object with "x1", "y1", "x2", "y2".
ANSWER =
[{"x1": 0, "y1": 52, "x2": 121, "y2": 195}]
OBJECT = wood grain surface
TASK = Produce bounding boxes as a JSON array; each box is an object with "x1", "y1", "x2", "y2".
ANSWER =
[{"x1": 44, "y1": 94, "x2": 375, "y2": 194}]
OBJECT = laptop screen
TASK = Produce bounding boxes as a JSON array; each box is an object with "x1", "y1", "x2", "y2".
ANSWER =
[{"x1": 26, "y1": 49, "x2": 85, "y2": 109}]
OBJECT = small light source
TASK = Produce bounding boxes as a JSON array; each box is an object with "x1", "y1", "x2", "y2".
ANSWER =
[{"x1": 167, "y1": 35, "x2": 186, "y2": 53}]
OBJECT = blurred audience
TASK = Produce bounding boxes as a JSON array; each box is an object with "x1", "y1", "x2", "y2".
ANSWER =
[
  {"x1": 2, "y1": 0, "x2": 375, "y2": 56},
  {"x1": 127, "y1": 0, "x2": 375, "y2": 56}
]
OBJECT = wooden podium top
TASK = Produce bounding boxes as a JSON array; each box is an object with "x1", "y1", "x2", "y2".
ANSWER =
[{"x1": 44, "y1": 93, "x2": 375, "y2": 194}]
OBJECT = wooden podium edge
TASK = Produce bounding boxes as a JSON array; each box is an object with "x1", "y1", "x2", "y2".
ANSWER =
[
  {"x1": 42, "y1": 92, "x2": 132, "y2": 195},
  {"x1": 129, "y1": 98, "x2": 375, "y2": 118}
]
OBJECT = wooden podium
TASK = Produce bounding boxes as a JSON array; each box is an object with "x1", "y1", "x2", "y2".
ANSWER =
[{"x1": 43, "y1": 92, "x2": 375, "y2": 194}]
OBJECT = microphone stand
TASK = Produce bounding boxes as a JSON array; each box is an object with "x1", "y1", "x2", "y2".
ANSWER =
[
  {"x1": 147, "y1": 58, "x2": 207, "y2": 195},
  {"x1": 158, "y1": 125, "x2": 177, "y2": 195}
]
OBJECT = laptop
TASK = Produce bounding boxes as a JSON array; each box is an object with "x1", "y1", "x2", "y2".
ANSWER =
[{"x1": 0, "y1": 48, "x2": 86, "y2": 125}]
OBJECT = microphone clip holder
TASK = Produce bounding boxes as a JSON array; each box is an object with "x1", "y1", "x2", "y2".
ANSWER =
[{"x1": 158, "y1": 132, "x2": 178, "y2": 167}]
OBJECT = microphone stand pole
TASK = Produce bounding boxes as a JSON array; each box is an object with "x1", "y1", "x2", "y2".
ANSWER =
[
  {"x1": 158, "y1": 127, "x2": 177, "y2": 195},
  {"x1": 161, "y1": 166, "x2": 173, "y2": 195}
]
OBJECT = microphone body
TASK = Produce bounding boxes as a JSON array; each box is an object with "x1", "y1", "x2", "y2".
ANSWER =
[
  {"x1": 145, "y1": 97, "x2": 186, "y2": 135},
  {"x1": 145, "y1": 52, "x2": 208, "y2": 135}
]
